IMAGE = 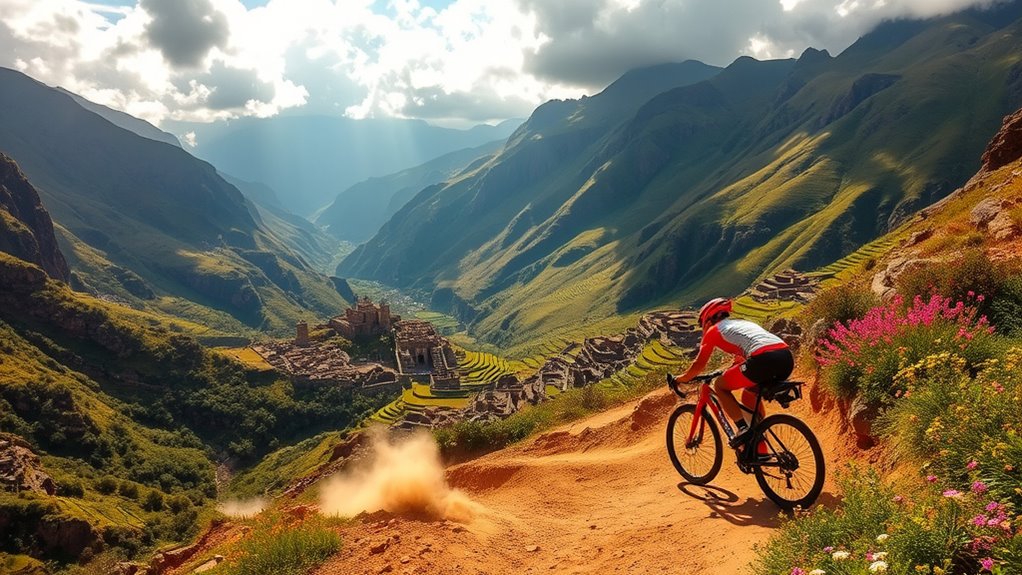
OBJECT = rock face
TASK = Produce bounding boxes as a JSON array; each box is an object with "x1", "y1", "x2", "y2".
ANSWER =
[
  {"x1": 0, "y1": 153, "x2": 69, "y2": 281},
  {"x1": 982, "y1": 107, "x2": 1022, "y2": 172},
  {"x1": 0, "y1": 434, "x2": 56, "y2": 495},
  {"x1": 970, "y1": 197, "x2": 1021, "y2": 241}
]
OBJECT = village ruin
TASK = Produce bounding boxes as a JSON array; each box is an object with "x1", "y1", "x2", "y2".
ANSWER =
[{"x1": 248, "y1": 297, "x2": 459, "y2": 391}]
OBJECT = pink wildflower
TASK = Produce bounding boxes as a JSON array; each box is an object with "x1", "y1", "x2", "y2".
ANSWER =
[
  {"x1": 943, "y1": 489, "x2": 962, "y2": 498},
  {"x1": 986, "y1": 502, "x2": 1000, "y2": 512},
  {"x1": 926, "y1": 474, "x2": 938, "y2": 483},
  {"x1": 892, "y1": 495, "x2": 904, "y2": 504},
  {"x1": 791, "y1": 568, "x2": 806, "y2": 575},
  {"x1": 822, "y1": 546, "x2": 834, "y2": 553},
  {"x1": 972, "y1": 481, "x2": 988, "y2": 494},
  {"x1": 967, "y1": 460, "x2": 979, "y2": 470},
  {"x1": 973, "y1": 514, "x2": 988, "y2": 526},
  {"x1": 977, "y1": 295, "x2": 985, "y2": 302},
  {"x1": 981, "y1": 557, "x2": 994, "y2": 572}
]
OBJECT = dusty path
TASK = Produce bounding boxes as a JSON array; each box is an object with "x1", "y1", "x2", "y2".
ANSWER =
[{"x1": 317, "y1": 387, "x2": 846, "y2": 575}]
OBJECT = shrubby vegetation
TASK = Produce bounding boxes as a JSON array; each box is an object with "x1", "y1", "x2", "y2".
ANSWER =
[
  {"x1": 212, "y1": 514, "x2": 341, "y2": 575},
  {"x1": 759, "y1": 250, "x2": 1022, "y2": 575}
]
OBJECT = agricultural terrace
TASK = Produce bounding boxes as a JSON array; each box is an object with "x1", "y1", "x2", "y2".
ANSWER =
[{"x1": 369, "y1": 348, "x2": 536, "y2": 425}]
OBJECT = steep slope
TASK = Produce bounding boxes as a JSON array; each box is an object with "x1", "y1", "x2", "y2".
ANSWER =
[
  {"x1": 341, "y1": 6, "x2": 1022, "y2": 354},
  {"x1": 315, "y1": 139, "x2": 507, "y2": 243},
  {"x1": 0, "y1": 250, "x2": 393, "y2": 569},
  {"x1": 191, "y1": 116, "x2": 523, "y2": 215},
  {"x1": 58, "y1": 88, "x2": 182, "y2": 148},
  {"x1": 0, "y1": 68, "x2": 349, "y2": 335},
  {"x1": 0, "y1": 153, "x2": 68, "y2": 281}
]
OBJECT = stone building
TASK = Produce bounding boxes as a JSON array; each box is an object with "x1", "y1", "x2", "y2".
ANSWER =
[
  {"x1": 329, "y1": 297, "x2": 398, "y2": 339},
  {"x1": 394, "y1": 320, "x2": 460, "y2": 389}
]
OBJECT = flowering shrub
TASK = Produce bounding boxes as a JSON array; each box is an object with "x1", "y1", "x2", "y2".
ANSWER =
[
  {"x1": 816, "y1": 294, "x2": 997, "y2": 404},
  {"x1": 882, "y1": 351, "x2": 1022, "y2": 513},
  {"x1": 754, "y1": 466, "x2": 1020, "y2": 575}
]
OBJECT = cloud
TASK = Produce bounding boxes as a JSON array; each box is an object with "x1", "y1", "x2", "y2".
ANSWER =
[
  {"x1": 516, "y1": 0, "x2": 1007, "y2": 86},
  {"x1": 140, "y1": 0, "x2": 230, "y2": 68},
  {"x1": 0, "y1": 0, "x2": 1009, "y2": 129}
]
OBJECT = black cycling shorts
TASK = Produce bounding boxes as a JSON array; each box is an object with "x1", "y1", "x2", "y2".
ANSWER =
[{"x1": 741, "y1": 348, "x2": 794, "y2": 386}]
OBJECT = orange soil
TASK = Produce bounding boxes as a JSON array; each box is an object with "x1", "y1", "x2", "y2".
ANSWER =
[{"x1": 315, "y1": 383, "x2": 852, "y2": 575}]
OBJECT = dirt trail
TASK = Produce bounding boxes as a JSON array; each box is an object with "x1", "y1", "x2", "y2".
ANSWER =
[{"x1": 317, "y1": 386, "x2": 848, "y2": 575}]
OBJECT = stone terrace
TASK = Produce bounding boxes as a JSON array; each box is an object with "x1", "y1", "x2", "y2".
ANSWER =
[
  {"x1": 251, "y1": 341, "x2": 397, "y2": 388},
  {"x1": 748, "y1": 269, "x2": 819, "y2": 304}
]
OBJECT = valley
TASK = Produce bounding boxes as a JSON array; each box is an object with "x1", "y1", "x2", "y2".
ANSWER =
[{"x1": 3, "y1": 2, "x2": 1022, "y2": 574}]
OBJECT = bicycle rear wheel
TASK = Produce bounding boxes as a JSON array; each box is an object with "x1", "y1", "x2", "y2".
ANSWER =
[
  {"x1": 753, "y1": 414, "x2": 825, "y2": 510},
  {"x1": 666, "y1": 404, "x2": 723, "y2": 485}
]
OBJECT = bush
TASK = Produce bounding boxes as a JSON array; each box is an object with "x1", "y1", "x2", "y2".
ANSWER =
[
  {"x1": 801, "y1": 283, "x2": 879, "y2": 329},
  {"x1": 218, "y1": 519, "x2": 340, "y2": 575},
  {"x1": 881, "y1": 350, "x2": 1022, "y2": 511},
  {"x1": 817, "y1": 294, "x2": 997, "y2": 404},
  {"x1": 755, "y1": 466, "x2": 1016, "y2": 575}
]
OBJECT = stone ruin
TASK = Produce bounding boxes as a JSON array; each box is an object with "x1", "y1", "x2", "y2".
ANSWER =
[
  {"x1": 392, "y1": 310, "x2": 702, "y2": 429},
  {"x1": 748, "y1": 269, "x2": 819, "y2": 304},
  {"x1": 251, "y1": 340, "x2": 397, "y2": 389},
  {"x1": 394, "y1": 320, "x2": 460, "y2": 390},
  {"x1": 329, "y1": 296, "x2": 399, "y2": 340}
]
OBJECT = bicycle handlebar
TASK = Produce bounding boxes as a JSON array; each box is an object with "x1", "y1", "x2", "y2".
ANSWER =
[{"x1": 666, "y1": 370, "x2": 724, "y2": 399}]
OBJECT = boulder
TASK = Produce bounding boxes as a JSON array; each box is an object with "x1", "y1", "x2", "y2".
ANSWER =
[
  {"x1": 988, "y1": 211, "x2": 1020, "y2": 241},
  {"x1": 871, "y1": 256, "x2": 931, "y2": 300},
  {"x1": 845, "y1": 395, "x2": 880, "y2": 448},
  {"x1": 971, "y1": 197, "x2": 1010, "y2": 229}
]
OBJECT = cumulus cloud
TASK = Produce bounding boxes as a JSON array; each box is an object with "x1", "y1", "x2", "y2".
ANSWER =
[
  {"x1": 141, "y1": 0, "x2": 229, "y2": 68},
  {"x1": 516, "y1": 0, "x2": 1008, "y2": 86},
  {"x1": 0, "y1": 0, "x2": 1010, "y2": 128}
]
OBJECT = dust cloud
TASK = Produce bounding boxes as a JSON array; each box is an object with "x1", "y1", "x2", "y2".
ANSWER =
[
  {"x1": 218, "y1": 497, "x2": 268, "y2": 518},
  {"x1": 319, "y1": 429, "x2": 481, "y2": 523}
]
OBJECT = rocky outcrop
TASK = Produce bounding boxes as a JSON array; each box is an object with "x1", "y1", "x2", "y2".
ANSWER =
[
  {"x1": 0, "y1": 434, "x2": 56, "y2": 495},
  {"x1": 970, "y1": 197, "x2": 1021, "y2": 241},
  {"x1": 871, "y1": 256, "x2": 934, "y2": 300},
  {"x1": 0, "y1": 153, "x2": 69, "y2": 282},
  {"x1": 982, "y1": 107, "x2": 1022, "y2": 172}
]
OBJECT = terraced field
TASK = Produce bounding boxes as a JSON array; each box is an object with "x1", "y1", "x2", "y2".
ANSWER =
[
  {"x1": 368, "y1": 349, "x2": 537, "y2": 425},
  {"x1": 730, "y1": 296, "x2": 800, "y2": 323},
  {"x1": 216, "y1": 346, "x2": 275, "y2": 371},
  {"x1": 594, "y1": 339, "x2": 690, "y2": 392},
  {"x1": 812, "y1": 234, "x2": 901, "y2": 285},
  {"x1": 55, "y1": 497, "x2": 146, "y2": 530}
]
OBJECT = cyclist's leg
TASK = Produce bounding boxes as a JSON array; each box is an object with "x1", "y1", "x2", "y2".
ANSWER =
[{"x1": 713, "y1": 364, "x2": 757, "y2": 425}]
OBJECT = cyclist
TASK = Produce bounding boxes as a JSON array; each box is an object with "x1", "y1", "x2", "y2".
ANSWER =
[{"x1": 670, "y1": 298, "x2": 793, "y2": 451}]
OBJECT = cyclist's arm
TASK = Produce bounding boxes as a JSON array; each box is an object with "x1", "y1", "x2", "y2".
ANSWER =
[{"x1": 674, "y1": 328, "x2": 721, "y2": 383}]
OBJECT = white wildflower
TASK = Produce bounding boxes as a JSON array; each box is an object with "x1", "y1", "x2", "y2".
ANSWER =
[
  {"x1": 875, "y1": 533, "x2": 889, "y2": 543},
  {"x1": 872, "y1": 552, "x2": 888, "y2": 561},
  {"x1": 809, "y1": 570, "x2": 826, "y2": 575},
  {"x1": 832, "y1": 551, "x2": 850, "y2": 560},
  {"x1": 869, "y1": 560, "x2": 889, "y2": 573}
]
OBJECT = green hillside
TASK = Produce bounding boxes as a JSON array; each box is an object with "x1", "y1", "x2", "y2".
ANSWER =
[
  {"x1": 0, "y1": 251, "x2": 393, "y2": 568},
  {"x1": 0, "y1": 68, "x2": 351, "y2": 336},
  {"x1": 340, "y1": 7, "x2": 1022, "y2": 352}
]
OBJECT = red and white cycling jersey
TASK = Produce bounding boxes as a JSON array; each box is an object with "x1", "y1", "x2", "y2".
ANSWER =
[{"x1": 679, "y1": 318, "x2": 786, "y2": 381}]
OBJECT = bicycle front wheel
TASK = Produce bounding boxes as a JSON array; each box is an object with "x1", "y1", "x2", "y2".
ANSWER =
[
  {"x1": 753, "y1": 414, "x2": 825, "y2": 510},
  {"x1": 666, "y1": 404, "x2": 723, "y2": 485}
]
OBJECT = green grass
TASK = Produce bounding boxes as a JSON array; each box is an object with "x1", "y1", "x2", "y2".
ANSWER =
[{"x1": 212, "y1": 516, "x2": 340, "y2": 575}]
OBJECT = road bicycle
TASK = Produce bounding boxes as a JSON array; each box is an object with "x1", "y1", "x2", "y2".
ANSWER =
[{"x1": 665, "y1": 370, "x2": 825, "y2": 510}]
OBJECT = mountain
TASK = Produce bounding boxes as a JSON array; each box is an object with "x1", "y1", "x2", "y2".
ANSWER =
[
  {"x1": 315, "y1": 138, "x2": 508, "y2": 243},
  {"x1": 58, "y1": 88, "x2": 182, "y2": 148},
  {"x1": 0, "y1": 68, "x2": 350, "y2": 335},
  {"x1": 0, "y1": 247, "x2": 389, "y2": 569},
  {"x1": 339, "y1": 6, "x2": 1022, "y2": 354},
  {"x1": 188, "y1": 116, "x2": 523, "y2": 215},
  {"x1": 0, "y1": 153, "x2": 69, "y2": 282}
]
